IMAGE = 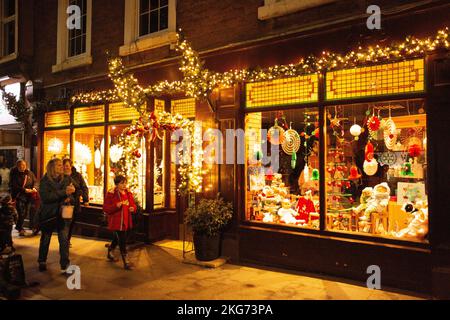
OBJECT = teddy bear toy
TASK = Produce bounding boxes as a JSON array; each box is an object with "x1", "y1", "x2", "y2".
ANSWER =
[
  {"x1": 353, "y1": 187, "x2": 374, "y2": 215},
  {"x1": 278, "y1": 199, "x2": 303, "y2": 225},
  {"x1": 391, "y1": 200, "x2": 428, "y2": 240},
  {"x1": 359, "y1": 183, "x2": 390, "y2": 233}
]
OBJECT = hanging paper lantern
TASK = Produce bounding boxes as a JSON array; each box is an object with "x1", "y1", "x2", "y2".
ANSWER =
[
  {"x1": 368, "y1": 115, "x2": 381, "y2": 132},
  {"x1": 363, "y1": 159, "x2": 378, "y2": 176},
  {"x1": 282, "y1": 129, "x2": 301, "y2": 155},
  {"x1": 74, "y1": 141, "x2": 92, "y2": 165},
  {"x1": 291, "y1": 152, "x2": 297, "y2": 169},
  {"x1": 109, "y1": 144, "x2": 124, "y2": 163},
  {"x1": 311, "y1": 169, "x2": 319, "y2": 181},
  {"x1": 365, "y1": 141, "x2": 374, "y2": 161},
  {"x1": 383, "y1": 118, "x2": 397, "y2": 150},
  {"x1": 350, "y1": 124, "x2": 362, "y2": 140},
  {"x1": 93, "y1": 149, "x2": 101, "y2": 169},
  {"x1": 408, "y1": 144, "x2": 422, "y2": 158},
  {"x1": 48, "y1": 137, "x2": 63, "y2": 154}
]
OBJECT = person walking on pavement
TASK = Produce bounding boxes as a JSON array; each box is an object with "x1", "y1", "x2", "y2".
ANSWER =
[
  {"x1": 63, "y1": 159, "x2": 89, "y2": 247},
  {"x1": 37, "y1": 158, "x2": 76, "y2": 274},
  {"x1": 103, "y1": 175, "x2": 137, "y2": 270},
  {"x1": 9, "y1": 160, "x2": 38, "y2": 236}
]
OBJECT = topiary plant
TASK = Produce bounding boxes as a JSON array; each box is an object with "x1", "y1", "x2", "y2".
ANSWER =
[{"x1": 184, "y1": 195, "x2": 233, "y2": 237}]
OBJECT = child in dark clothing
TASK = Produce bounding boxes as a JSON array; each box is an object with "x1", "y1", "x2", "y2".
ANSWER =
[{"x1": 0, "y1": 194, "x2": 18, "y2": 254}]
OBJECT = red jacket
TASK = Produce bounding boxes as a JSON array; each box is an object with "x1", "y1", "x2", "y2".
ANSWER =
[{"x1": 103, "y1": 188, "x2": 137, "y2": 231}]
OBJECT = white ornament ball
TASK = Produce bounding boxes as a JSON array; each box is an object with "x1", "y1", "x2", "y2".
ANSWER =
[
  {"x1": 363, "y1": 159, "x2": 378, "y2": 176},
  {"x1": 350, "y1": 124, "x2": 362, "y2": 138}
]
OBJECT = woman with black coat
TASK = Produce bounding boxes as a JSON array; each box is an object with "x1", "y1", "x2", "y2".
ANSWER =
[
  {"x1": 37, "y1": 158, "x2": 76, "y2": 274},
  {"x1": 9, "y1": 160, "x2": 38, "y2": 236}
]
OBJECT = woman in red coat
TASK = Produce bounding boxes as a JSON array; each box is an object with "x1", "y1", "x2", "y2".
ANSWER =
[{"x1": 103, "y1": 175, "x2": 137, "y2": 270}]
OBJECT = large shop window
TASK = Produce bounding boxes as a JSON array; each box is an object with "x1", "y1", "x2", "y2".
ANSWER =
[
  {"x1": 108, "y1": 125, "x2": 146, "y2": 208},
  {"x1": 73, "y1": 126, "x2": 104, "y2": 204},
  {"x1": 325, "y1": 99, "x2": 428, "y2": 243},
  {"x1": 44, "y1": 129, "x2": 70, "y2": 167},
  {"x1": 245, "y1": 108, "x2": 321, "y2": 229}
]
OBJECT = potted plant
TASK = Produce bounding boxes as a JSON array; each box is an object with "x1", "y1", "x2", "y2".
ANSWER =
[{"x1": 185, "y1": 195, "x2": 233, "y2": 261}]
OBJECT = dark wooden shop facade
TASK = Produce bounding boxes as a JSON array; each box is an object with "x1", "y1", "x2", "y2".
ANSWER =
[{"x1": 2, "y1": 0, "x2": 450, "y2": 297}]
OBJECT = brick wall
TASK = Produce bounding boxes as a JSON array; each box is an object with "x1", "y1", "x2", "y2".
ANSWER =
[{"x1": 19, "y1": 0, "x2": 450, "y2": 97}]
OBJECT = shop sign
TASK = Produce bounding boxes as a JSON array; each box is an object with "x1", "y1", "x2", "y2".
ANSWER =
[
  {"x1": 246, "y1": 75, "x2": 319, "y2": 108},
  {"x1": 108, "y1": 102, "x2": 140, "y2": 122},
  {"x1": 74, "y1": 105, "x2": 105, "y2": 125},
  {"x1": 45, "y1": 110, "x2": 71, "y2": 128},
  {"x1": 326, "y1": 59, "x2": 425, "y2": 100}
]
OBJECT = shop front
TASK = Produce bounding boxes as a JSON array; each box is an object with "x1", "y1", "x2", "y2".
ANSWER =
[{"x1": 38, "y1": 98, "x2": 198, "y2": 242}]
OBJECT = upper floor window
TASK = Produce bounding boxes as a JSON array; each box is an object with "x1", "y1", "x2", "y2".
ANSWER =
[
  {"x1": 139, "y1": 0, "x2": 168, "y2": 37},
  {"x1": 52, "y1": 0, "x2": 92, "y2": 73},
  {"x1": 120, "y1": 0, "x2": 176, "y2": 57},
  {"x1": 0, "y1": 0, "x2": 17, "y2": 58},
  {"x1": 68, "y1": 0, "x2": 87, "y2": 57}
]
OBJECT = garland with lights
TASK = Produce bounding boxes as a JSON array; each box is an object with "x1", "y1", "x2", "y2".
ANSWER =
[
  {"x1": 71, "y1": 27, "x2": 449, "y2": 104},
  {"x1": 114, "y1": 110, "x2": 203, "y2": 195}
]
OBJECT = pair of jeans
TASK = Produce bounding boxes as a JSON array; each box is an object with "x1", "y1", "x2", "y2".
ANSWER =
[
  {"x1": 110, "y1": 231, "x2": 127, "y2": 255},
  {"x1": 38, "y1": 220, "x2": 70, "y2": 269},
  {"x1": 15, "y1": 199, "x2": 32, "y2": 232}
]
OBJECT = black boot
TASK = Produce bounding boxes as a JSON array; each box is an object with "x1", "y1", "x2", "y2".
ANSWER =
[
  {"x1": 107, "y1": 247, "x2": 119, "y2": 262},
  {"x1": 121, "y1": 253, "x2": 133, "y2": 270}
]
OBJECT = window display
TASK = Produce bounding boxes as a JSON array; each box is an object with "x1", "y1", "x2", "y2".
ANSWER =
[
  {"x1": 74, "y1": 126, "x2": 105, "y2": 204},
  {"x1": 245, "y1": 108, "x2": 321, "y2": 229},
  {"x1": 44, "y1": 130, "x2": 70, "y2": 166},
  {"x1": 325, "y1": 99, "x2": 428, "y2": 242},
  {"x1": 108, "y1": 125, "x2": 146, "y2": 208}
]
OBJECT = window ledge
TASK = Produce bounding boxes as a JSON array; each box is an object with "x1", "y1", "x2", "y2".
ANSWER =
[
  {"x1": 119, "y1": 30, "x2": 177, "y2": 56},
  {"x1": 0, "y1": 53, "x2": 18, "y2": 65},
  {"x1": 52, "y1": 54, "x2": 93, "y2": 73},
  {"x1": 258, "y1": 0, "x2": 337, "y2": 20}
]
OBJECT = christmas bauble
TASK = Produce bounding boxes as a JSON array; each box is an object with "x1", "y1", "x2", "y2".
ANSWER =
[{"x1": 350, "y1": 124, "x2": 362, "y2": 139}]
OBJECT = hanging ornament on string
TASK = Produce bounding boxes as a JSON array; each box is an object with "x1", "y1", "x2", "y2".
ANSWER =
[
  {"x1": 253, "y1": 144, "x2": 263, "y2": 161},
  {"x1": 291, "y1": 152, "x2": 297, "y2": 169},
  {"x1": 363, "y1": 141, "x2": 378, "y2": 175},
  {"x1": 311, "y1": 169, "x2": 320, "y2": 181},
  {"x1": 408, "y1": 144, "x2": 422, "y2": 158},
  {"x1": 367, "y1": 109, "x2": 381, "y2": 140},
  {"x1": 282, "y1": 122, "x2": 301, "y2": 155},
  {"x1": 303, "y1": 163, "x2": 310, "y2": 183},
  {"x1": 349, "y1": 165, "x2": 362, "y2": 180},
  {"x1": 267, "y1": 119, "x2": 286, "y2": 145},
  {"x1": 383, "y1": 107, "x2": 397, "y2": 150},
  {"x1": 350, "y1": 117, "x2": 362, "y2": 141}
]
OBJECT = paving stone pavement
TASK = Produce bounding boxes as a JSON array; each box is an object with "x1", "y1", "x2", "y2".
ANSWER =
[{"x1": 6, "y1": 231, "x2": 428, "y2": 300}]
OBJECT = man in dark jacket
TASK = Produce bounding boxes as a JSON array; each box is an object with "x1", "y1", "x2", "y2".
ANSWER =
[
  {"x1": 63, "y1": 159, "x2": 89, "y2": 245},
  {"x1": 9, "y1": 160, "x2": 38, "y2": 236}
]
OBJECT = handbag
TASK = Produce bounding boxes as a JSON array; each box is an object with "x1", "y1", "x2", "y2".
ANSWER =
[{"x1": 61, "y1": 205, "x2": 74, "y2": 220}]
